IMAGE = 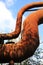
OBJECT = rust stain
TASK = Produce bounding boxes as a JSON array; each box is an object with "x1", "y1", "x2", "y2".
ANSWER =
[{"x1": 0, "y1": 2, "x2": 43, "y2": 64}]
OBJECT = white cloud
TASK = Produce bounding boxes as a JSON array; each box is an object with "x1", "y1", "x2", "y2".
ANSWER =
[{"x1": 0, "y1": 1, "x2": 16, "y2": 33}]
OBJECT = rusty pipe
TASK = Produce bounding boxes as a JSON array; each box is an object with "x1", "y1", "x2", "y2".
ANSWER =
[
  {"x1": 0, "y1": 2, "x2": 43, "y2": 40},
  {"x1": 0, "y1": 9, "x2": 43, "y2": 63}
]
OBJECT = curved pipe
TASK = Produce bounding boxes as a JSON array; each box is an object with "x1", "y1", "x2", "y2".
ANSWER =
[
  {"x1": 0, "y1": 2, "x2": 43, "y2": 40},
  {"x1": 0, "y1": 9, "x2": 43, "y2": 63}
]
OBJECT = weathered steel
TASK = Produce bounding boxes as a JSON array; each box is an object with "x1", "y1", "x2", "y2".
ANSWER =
[
  {"x1": 0, "y1": 2, "x2": 43, "y2": 64},
  {"x1": 0, "y1": 2, "x2": 43, "y2": 40}
]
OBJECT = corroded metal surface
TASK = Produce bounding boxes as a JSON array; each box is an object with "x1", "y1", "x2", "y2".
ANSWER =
[
  {"x1": 0, "y1": 2, "x2": 43, "y2": 39},
  {"x1": 0, "y1": 2, "x2": 43, "y2": 63}
]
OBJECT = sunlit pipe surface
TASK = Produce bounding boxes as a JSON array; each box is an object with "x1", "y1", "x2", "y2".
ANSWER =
[
  {"x1": 0, "y1": 2, "x2": 43, "y2": 63},
  {"x1": 0, "y1": 2, "x2": 43, "y2": 39}
]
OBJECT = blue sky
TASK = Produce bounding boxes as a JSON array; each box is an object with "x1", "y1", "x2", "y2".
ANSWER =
[{"x1": 0, "y1": 0, "x2": 43, "y2": 44}]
